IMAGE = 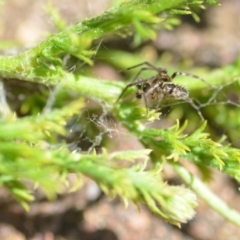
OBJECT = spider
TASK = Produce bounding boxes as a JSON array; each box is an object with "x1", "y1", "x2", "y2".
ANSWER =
[{"x1": 116, "y1": 62, "x2": 212, "y2": 120}]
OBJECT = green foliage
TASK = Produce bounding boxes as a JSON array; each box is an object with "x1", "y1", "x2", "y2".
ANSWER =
[{"x1": 1, "y1": 0, "x2": 240, "y2": 228}]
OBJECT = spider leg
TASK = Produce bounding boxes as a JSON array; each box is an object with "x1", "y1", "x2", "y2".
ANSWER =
[
  {"x1": 186, "y1": 97, "x2": 205, "y2": 121},
  {"x1": 143, "y1": 93, "x2": 149, "y2": 115},
  {"x1": 170, "y1": 71, "x2": 214, "y2": 88},
  {"x1": 136, "y1": 90, "x2": 149, "y2": 114},
  {"x1": 131, "y1": 67, "x2": 154, "y2": 82},
  {"x1": 115, "y1": 79, "x2": 149, "y2": 104},
  {"x1": 143, "y1": 81, "x2": 164, "y2": 111},
  {"x1": 145, "y1": 81, "x2": 161, "y2": 97},
  {"x1": 126, "y1": 61, "x2": 159, "y2": 71},
  {"x1": 124, "y1": 65, "x2": 166, "y2": 91},
  {"x1": 119, "y1": 62, "x2": 167, "y2": 89},
  {"x1": 120, "y1": 61, "x2": 166, "y2": 73}
]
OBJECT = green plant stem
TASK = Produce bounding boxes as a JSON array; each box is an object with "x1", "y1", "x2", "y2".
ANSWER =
[
  {"x1": 173, "y1": 163, "x2": 240, "y2": 227},
  {"x1": 0, "y1": 0, "x2": 209, "y2": 82},
  {"x1": 61, "y1": 73, "x2": 122, "y2": 103}
]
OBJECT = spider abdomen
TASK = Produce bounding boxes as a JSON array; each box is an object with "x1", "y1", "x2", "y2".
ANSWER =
[{"x1": 162, "y1": 83, "x2": 189, "y2": 100}]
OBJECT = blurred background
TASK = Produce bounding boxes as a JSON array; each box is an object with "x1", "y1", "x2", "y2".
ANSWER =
[{"x1": 0, "y1": 0, "x2": 240, "y2": 239}]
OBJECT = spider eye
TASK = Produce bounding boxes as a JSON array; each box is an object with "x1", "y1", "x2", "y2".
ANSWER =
[
  {"x1": 143, "y1": 83, "x2": 150, "y2": 92},
  {"x1": 136, "y1": 83, "x2": 142, "y2": 89}
]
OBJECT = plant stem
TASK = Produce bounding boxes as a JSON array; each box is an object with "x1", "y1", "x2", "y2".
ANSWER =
[{"x1": 173, "y1": 163, "x2": 240, "y2": 227}]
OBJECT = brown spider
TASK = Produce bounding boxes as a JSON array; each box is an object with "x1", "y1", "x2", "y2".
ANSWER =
[{"x1": 116, "y1": 62, "x2": 212, "y2": 120}]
